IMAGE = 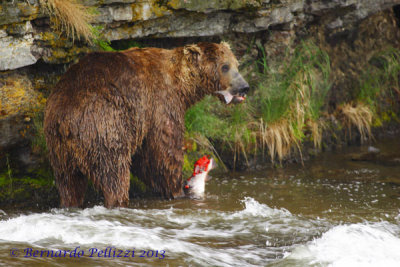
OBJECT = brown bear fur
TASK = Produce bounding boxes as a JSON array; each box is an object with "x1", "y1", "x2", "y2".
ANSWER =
[{"x1": 44, "y1": 42, "x2": 248, "y2": 208}]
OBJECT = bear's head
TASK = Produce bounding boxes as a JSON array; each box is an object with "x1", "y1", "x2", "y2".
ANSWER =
[{"x1": 183, "y1": 42, "x2": 249, "y2": 104}]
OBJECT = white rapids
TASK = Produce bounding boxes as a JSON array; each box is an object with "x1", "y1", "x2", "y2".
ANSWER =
[
  {"x1": 0, "y1": 198, "x2": 320, "y2": 266},
  {"x1": 286, "y1": 222, "x2": 400, "y2": 267},
  {"x1": 1, "y1": 197, "x2": 399, "y2": 266}
]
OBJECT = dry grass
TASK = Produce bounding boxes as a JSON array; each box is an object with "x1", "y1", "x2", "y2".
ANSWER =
[
  {"x1": 40, "y1": 0, "x2": 94, "y2": 43},
  {"x1": 259, "y1": 119, "x2": 299, "y2": 163},
  {"x1": 340, "y1": 102, "x2": 373, "y2": 143},
  {"x1": 306, "y1": 119, "x2": 326, "y2": 149},
  {"x1": 229, "y1": 126, "x2": 257, "y2": 169}
]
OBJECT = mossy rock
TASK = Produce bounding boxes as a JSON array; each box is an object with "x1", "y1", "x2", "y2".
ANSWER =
[
  {"x1": 0, "y1": 164, "x2": 59, "y2": 208},
  {"x1": 166, "y1": 0, "x2": 261, "y2": 12},
  {"x1": 0, "y1": 75, "x2": 46, "y2": 120}
]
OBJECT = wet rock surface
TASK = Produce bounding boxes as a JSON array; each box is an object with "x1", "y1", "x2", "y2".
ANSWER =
[{"x1": 348, "y1": 150, "x2": 400, "y2": 166}]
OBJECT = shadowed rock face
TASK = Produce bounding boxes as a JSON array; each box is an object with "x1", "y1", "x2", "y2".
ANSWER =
[{"x1": 1, "y1": 0, "x2": 400, "y2": 161}]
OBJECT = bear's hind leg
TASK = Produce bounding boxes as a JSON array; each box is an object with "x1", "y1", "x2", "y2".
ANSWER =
[
  {"x1": 86, "y1": 152, "x2": 131, "y2": 208},
  {"x1": 56, "y1": 170, "x2": 88, "y2": 208},
  {"x1": 132, "y1": 118, "x2": 184, "y2": 199},
  {"x1": 100, "y1": 166, "x2": 130, "y2": 208}
]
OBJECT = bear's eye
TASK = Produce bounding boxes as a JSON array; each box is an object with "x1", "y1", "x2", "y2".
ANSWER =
[{"x1": 221, "y1": 64, "x2": 230, "y2": 73}]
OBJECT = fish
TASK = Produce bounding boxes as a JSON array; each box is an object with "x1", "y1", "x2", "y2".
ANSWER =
[
  {"x1": 183, "y1": 155, "x2": 215, "y2": 199},
  {"x1": 216, "y1": 90, "x2": 246, "y2": 104}
]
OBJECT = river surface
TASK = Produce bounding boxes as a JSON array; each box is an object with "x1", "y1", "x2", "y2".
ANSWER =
[{"x1": 1, "y1": 139, "x2": 400, "y2": 266}]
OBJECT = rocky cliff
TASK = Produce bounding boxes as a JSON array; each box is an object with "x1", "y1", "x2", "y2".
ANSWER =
[{"x1": 1, "y1": 0, "x2": 400, "y2": 167}]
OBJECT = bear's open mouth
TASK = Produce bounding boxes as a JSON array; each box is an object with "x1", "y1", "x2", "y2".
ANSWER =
[
  {"x1": 232, "y1": 92, "x2": 246, "y2": 103},
  {"x1": 216, "y1": 90, "x2": 246, "y2": 104}
]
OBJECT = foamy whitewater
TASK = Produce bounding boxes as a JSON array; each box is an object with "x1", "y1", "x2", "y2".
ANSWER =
[
  {"x1": 287, "y1": 222, "x2": 400, "y2": 267},
  {"x1": 1, "y1": 197, "x2": 399, "y2": 266}
]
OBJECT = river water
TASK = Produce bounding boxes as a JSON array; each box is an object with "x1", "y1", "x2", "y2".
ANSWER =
[{"x1": 1, "y1": 139, "x2": 400, "y2": 266}]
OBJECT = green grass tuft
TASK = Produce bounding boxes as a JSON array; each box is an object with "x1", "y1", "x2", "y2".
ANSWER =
[{"x1": 358, "y1": 47, "x2": 400, "y2": 111}]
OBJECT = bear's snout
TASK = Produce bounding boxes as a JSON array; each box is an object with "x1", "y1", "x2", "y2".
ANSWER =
[
  {"x1": 231, "y1": 73, "x2": 249, "y2": 94},
  {"x1": 236, "y1": 81, "x2": 250, "y2": 95}
]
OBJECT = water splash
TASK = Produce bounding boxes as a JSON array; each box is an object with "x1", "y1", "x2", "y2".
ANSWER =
[
  {"x1": 287, "y1": 222, "x2": 400, "y2": 267},
  {"x1": 234, "y1": 197, "x2": 292, "y2": 218}
]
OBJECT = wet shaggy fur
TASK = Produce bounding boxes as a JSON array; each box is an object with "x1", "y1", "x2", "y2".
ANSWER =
[{"x1": 44, "y1": 42, "x2": 241, "y2": 208}]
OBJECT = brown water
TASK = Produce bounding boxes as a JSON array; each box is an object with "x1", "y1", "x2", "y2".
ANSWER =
[{"x1": 1, "y1": 139, "x2": 400, "y2": 266}]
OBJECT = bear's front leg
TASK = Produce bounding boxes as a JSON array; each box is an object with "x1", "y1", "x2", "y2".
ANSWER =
[{"x1": 132, "y1": 117, "x2": 184, "y2": 198}]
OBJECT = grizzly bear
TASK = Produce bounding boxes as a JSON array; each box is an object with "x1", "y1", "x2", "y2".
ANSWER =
[{"x1": 44, "y1": 42, "x2": 249, "y2": 208}]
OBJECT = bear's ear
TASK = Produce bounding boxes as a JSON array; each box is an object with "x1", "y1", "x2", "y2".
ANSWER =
[
  {"x1": 220, "y1": 41, "x2": 231, "y2": 50},
  {"x1": 184, "y1": 44, "x2": 202, "y2": 64}
]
